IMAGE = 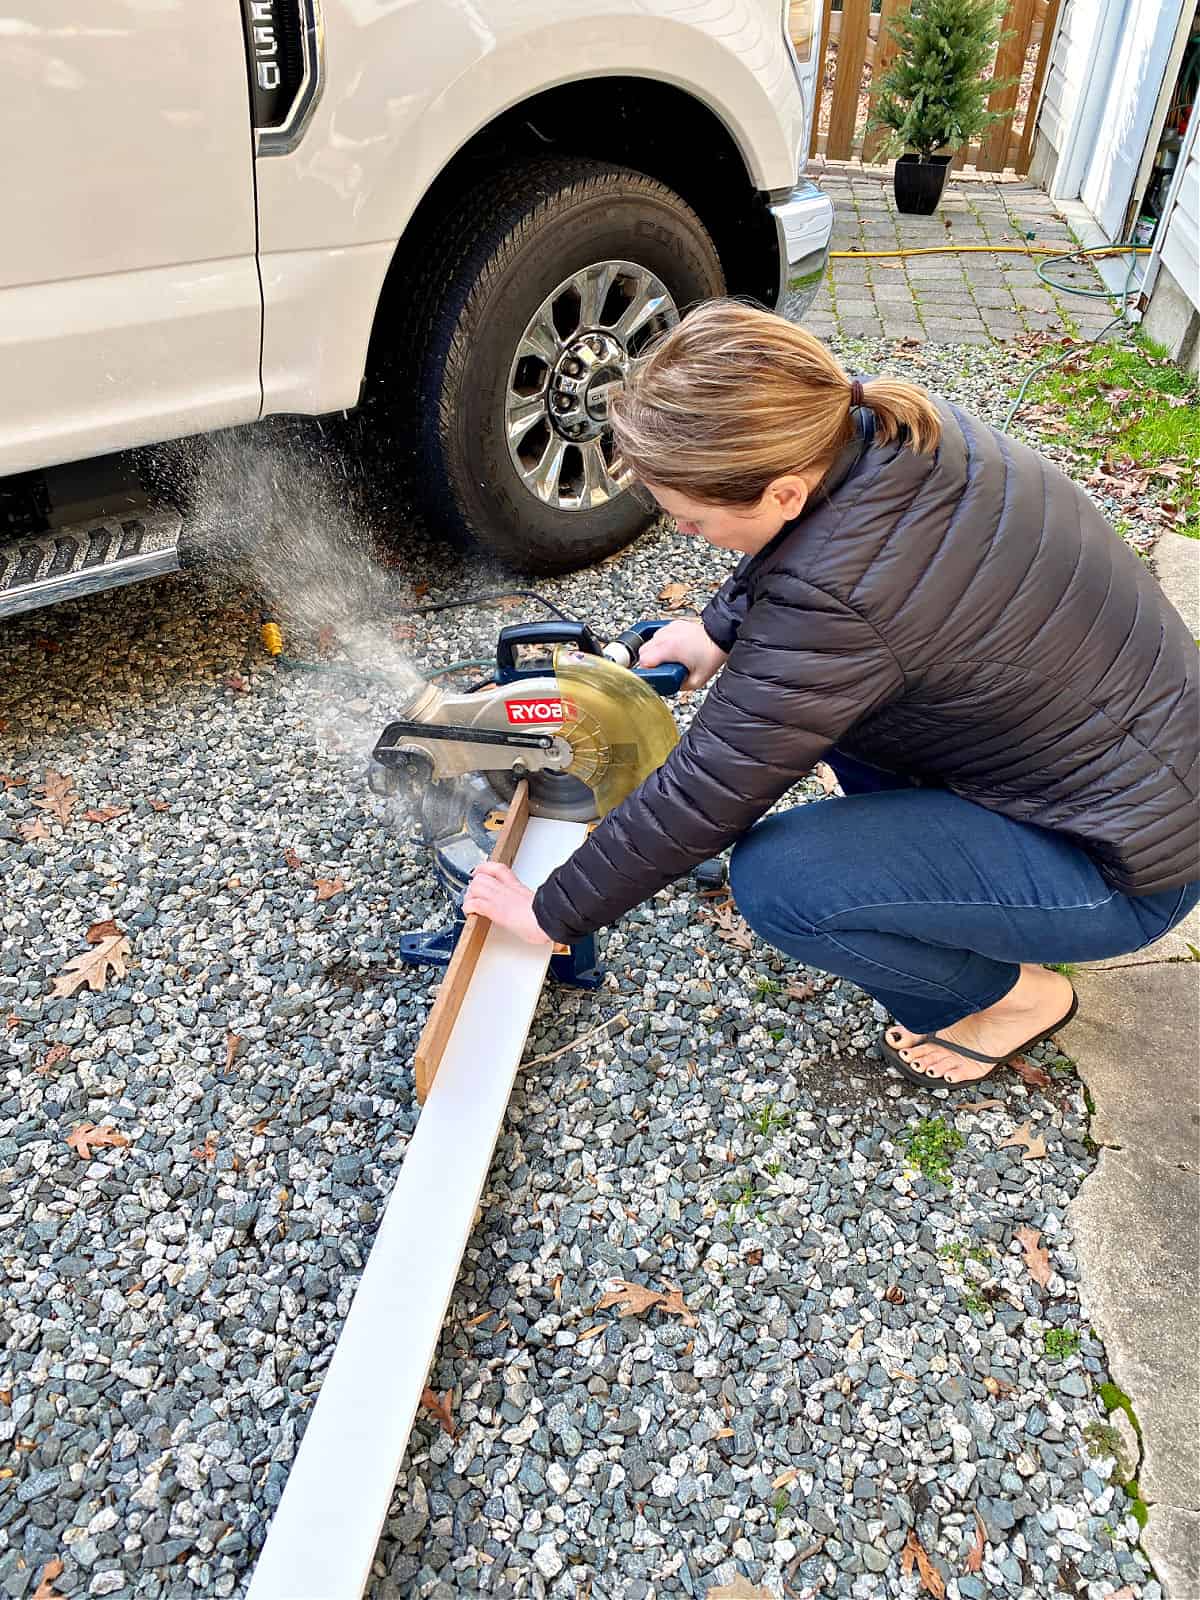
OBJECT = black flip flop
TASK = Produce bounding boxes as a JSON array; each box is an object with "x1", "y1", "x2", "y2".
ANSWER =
[{"x1": 879, "y1": 990, "x2": 1079, "y2": 1088}]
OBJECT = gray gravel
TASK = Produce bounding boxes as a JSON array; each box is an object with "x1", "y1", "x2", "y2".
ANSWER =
[{"x1": 0, "y1": 337, "x2": 1162, "y2": 1600}]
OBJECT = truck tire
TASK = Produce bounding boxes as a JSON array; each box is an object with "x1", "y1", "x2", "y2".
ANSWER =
[{"x1": 401, "y1": 160, "x2": 725, "y2": 574}]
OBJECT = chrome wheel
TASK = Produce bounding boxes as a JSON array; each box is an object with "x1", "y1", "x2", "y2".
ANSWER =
[{"x1": 506, "y1": 260, "x2": 679, "y2": 512}]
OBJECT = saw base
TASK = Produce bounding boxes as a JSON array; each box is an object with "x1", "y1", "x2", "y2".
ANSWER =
[{"x1": 398, "y1": 916, "x2": 603, "y2": 991}]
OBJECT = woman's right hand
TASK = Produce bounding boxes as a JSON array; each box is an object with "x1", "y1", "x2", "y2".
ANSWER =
[{"x1": 637, "y1": 619, "x2": 728, "y2": 691}]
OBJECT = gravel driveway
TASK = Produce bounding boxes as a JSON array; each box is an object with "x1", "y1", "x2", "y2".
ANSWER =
[{"x1": 0, "y1": 339, "x2": 1163, "y2": 1600}]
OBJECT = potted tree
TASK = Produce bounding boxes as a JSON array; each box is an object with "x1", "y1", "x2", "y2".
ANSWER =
[{"x1": 869, "y1": 0, "x2": 1014, "y2": 215}]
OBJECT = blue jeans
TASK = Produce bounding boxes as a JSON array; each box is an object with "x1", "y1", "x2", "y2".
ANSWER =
[{"x1": 729, "y1": 750, "x2": 1200, "y2": 1033}]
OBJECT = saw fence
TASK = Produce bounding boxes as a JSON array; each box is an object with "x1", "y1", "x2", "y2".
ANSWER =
[{"x1": 245, "y1": 786, "x2": 587, "y2": 1600}]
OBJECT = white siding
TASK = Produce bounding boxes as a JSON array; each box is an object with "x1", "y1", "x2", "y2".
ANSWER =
[
  {"x1": 1159, "y1": 137, "x2": 1200, "y2": 314},
  {"x1": 1038, "y1": 0, "x2": 1093, "y2": 156}
]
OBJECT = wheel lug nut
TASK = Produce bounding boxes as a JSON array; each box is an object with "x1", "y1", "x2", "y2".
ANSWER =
[{"x1": 563, "y1": 358, "x2": 582, "y2": 377}]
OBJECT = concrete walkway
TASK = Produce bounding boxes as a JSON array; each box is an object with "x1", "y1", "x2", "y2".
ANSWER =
[
  {"x1": 1067, "y1": 530, "x2": 1200, "y2": 1600},
  {"x1": 807, "y1": 162, "x2": 1121, "y2": 345}
]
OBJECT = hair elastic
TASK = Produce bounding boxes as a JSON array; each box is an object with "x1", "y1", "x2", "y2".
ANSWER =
[{"x1": 850, "y1": 379, "x2": 865, "y2": 408}]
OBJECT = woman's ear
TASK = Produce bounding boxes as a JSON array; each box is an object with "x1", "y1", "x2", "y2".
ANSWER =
[{"x1": 765, "y1": 475, "x2": 810, "y2": 520}]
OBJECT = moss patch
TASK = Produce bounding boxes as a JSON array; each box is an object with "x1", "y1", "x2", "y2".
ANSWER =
[{"x1": 902, "y1": 1117, "x2": 965, "y2": 1188}]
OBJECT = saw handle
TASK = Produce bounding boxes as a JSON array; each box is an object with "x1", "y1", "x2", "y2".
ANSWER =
[
  {"x1": 624, "y1": 620, "x2": 688, "y2": 697},
  {"x1": 495, "y1": 620, "x2": 604, "y2": 681}
]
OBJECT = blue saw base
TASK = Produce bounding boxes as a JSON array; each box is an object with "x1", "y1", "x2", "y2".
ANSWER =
[{"x1": 398, "y1": 917, "x2": 603, "y2": 990}]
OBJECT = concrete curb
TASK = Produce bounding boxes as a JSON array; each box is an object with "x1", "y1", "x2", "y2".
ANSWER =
[{"x1": 1067, "y1": 531, "x2": 1200, "y2": 1599}]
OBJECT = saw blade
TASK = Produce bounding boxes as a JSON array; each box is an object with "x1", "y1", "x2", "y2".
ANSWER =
[{"x1": 552, "y1": 646, "x2": 679, "y2": 818}]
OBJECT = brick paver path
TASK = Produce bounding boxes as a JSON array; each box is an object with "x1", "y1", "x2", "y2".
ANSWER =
[{"x1": 806, "y1": 163, "x2": 1120, "y2": 345}]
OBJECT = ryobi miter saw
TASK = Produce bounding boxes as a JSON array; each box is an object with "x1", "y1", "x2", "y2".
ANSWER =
[{"x1": 367, "y1": 619, "x2": 696, "y2": 987}]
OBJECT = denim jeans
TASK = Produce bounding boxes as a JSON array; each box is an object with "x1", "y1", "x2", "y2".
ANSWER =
[{"x1": 728, "y1": 749, "x2": 1200, "y2": 1033}]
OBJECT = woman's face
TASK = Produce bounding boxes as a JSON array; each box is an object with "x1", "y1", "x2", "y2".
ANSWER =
[{"x1": 644, "y1": 477, "x2": 814, "y2": 555}]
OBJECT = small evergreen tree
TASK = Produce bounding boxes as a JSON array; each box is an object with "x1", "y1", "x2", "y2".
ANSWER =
[{"x1": 868, "y1": 0, "x2": 1015, "y2": 161}]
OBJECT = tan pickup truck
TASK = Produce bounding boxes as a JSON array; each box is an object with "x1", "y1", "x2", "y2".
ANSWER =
[{"x1": 0, "y1": 0, "x2": 831, "y2": 613}]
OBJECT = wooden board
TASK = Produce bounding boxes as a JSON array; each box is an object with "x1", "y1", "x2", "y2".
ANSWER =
[
  {"x1": 862, "y1": 0, "x2": 907, "y2": 163},
  {"x1": 245, "y1": 814, "x2": 588, "y2": 1600},
  {"x1": 826, "y1": 0, "x2": 871, "y2": 160},
  {"x1": 979, "y1": 0, "x2": 1036, "y2": 171},
  {"x1": 413, "y1": 779, "x2": 530, "y2": 1103},
  {"x1": 808, "y1": 0, "x2": 835, "y2": 157},
  {"x1": 1015, "y1": 0, "x2": 1061, "y2": 175}
]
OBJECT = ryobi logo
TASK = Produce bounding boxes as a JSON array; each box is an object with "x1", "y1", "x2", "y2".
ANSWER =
[{"x1": 505, "y1": 698, "x2": 576, "y2": 725}]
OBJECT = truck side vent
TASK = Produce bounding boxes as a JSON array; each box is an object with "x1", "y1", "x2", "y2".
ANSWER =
[{"x1": 240, "y1": 0, "x2": 322, "y2": 154}]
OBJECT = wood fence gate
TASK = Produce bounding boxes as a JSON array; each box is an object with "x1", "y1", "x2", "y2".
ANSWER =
[{"x1": 796, "y1": 0, "x2": 1062, "y2": 173}]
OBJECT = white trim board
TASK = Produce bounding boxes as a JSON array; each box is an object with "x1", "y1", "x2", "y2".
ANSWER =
[{"x1": 245, "y1": 815, "x2": 588, "y2": 1600}]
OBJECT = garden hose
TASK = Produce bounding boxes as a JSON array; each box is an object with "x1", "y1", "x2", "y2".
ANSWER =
[{"x1": 829, "y1": 245, "x2": 1151, "y2": 260}]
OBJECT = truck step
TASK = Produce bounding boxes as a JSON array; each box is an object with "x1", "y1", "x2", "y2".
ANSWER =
[{"x1": 0, "y1": 507, "x2": 183, "y2": 620}]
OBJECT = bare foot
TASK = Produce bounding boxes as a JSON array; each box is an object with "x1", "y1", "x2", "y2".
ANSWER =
[{"x1": 884, "y1": 965, "x2": 1075, "y2": 1084}]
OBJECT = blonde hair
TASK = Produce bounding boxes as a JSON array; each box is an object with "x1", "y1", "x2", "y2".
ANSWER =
[{"x1": 610, "y1": 299, "x2": 941, "y2": 505}]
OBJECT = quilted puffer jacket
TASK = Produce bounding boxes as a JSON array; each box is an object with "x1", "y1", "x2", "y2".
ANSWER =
[{"x1": 532, "y1": 400, "x2": 1200, "y2": 945}]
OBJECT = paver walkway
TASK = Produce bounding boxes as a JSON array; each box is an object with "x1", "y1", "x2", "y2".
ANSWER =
[{"x1": 807, "y1": 162, "x2": 1122, "y2": 344}]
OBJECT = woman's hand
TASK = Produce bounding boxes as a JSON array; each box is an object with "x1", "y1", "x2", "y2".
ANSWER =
[
  {"x1": 462, "y1": 861, "x2": 554, "y2": 946},
  {"x1": 637, "y1": 619, "x2": 728, "y2": 691}
]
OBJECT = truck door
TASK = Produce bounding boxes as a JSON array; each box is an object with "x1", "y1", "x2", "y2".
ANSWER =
[{"x1": 0, "y1": 1, "x2": 262, "y2": 476}]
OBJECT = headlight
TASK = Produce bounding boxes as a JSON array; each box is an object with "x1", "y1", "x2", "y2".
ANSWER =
[{"x1": 786, "y1": 0, "x2": 817, "y2": 64}]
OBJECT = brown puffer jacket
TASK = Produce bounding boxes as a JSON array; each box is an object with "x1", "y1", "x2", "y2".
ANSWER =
[{"x1": 532, "y1": 400, "x2": 1200, "y2": 945}]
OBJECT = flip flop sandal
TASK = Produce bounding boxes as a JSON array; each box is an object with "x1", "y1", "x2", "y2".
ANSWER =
[{"x1": 879, "y1": 990, "x2": 1079, "y2": 1088}]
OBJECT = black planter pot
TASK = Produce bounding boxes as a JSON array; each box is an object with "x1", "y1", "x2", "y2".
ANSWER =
[{"x1": 893, "y1": 153, "x2": 952, "y2": 215}]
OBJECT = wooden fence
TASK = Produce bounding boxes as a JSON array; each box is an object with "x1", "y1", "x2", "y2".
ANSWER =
[{"x1": 795, "y1": 0, "x2": 1062, "y2": 174}]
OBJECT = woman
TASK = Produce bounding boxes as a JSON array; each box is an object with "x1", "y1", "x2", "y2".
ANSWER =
[{"x1": 464, "y1": 301, "x2": 1199, "y2": 1088}]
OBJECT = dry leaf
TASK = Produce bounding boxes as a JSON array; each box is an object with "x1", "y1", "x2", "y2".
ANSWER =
[
  {"x1": 65, "y1": 1123, "x2": 131, "y2": 1160},
  {"x1": 706, "y1": 1587, "x2": 774, "y2": 1599},
  {"x1": 657, "y1": 581, "x2": 692, "y2": 610},
  {"x1": 148, "y1": 798, "x2": 171, "y2": 813},
  {"x1": 18, "y1": 819, "x2": 49, "y2": 842},
  {"x1": 983, "y1": 1374, "x2": 1016, "y2": 1398},
  {"x1": 1108, "y1": 1589, "x2": 1137, "y2": 1599},
  {"x1": 38, "y1": 1044, "x2": 71, "y2": 1075},
  {"x1": 32, "y1": 771, "x2": 78, "y2": 828},
  {"x1": 33, "y1": 1560, "x2": 65, "y2": 1600},
  {"x1": 84, "y1": 806, "x2": 128, "y2": 824},
  {"x1": 283, "y1": 846, "x2": 303, "y2": 871},
  {"x1": 85, "y1": 919, "x2": 120, "y2": 944},
  {"x1": 192, "y1": 1135, "x2": 218, "y2": 1163},
  {"x1": 655, "y1": 1282, "x2": 699, "y2": 1327},
  {"x1": 771, "y1": 1467, "x2": 798, "y2": 1489},
  {"x1": 785, "y1": 979, "x2": 816, "y2": 1001},
  {"x1": 1001, "y1": 1121, "x2": 1048, "y2": 1161},
  {"x1": 884, "y1": 1284, "x2": 906, "y2": 1304},
  {"x1": 901, "y1": 1529, "x2": 946, "y2": 1597},
  {"x1": 315, "y1": 625, "x2": 340, "y2": 658},
  {"x1": 411, "y1": 582, "x2": 430, "y2": 600},
  {"x1": 225, "y1": 1032, "x2": 241, "y2": 1070},
  {"x1": 419, "y1": 1385, "x2": 457, "y2": 1438},
  {"x1": 965, "y1": 1509, "x2": 986, "y2": 1573},
  {"x1": 959, "y1": 1097, "x2": 1005, "y2": 1113},
  {"x1": 595, "y1": 1280, "x2": 668, "y2": 1318},
  {"x1": 1009, "y1": 1054, "x2": 1052, "y2": 1089},
  {"x1": 745, "y1": 1247, "x2": 763, "y2": 1266},
  {"x1": 0, "y1": 773, "x2": 28, "y2": 789},
  {"x1": 712, "y1": 1427, "x2": 735, "y2": 1440},
  {"x1": 575, "y1": 1324, "x2": 606, "y2": 1343},
  {"x1": 702, "y1": 899, "x2": 754, "y2": 951},
  {"x1": 315, "y1": 877, "x2": 345, "y2": 902},
  {"x1": 1015, "y1": 1224, "x2": 1052, "y2": 1287},
  {"x1": 51, "y1": 934, "x2": 131, "y2": 997},
  {"x1": 224, "y1": 673, "x2": 250, "y2": 693}
]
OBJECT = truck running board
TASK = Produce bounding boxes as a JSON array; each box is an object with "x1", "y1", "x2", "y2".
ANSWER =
[{"x1": 0, "y1": 507, "x2": 183, "y2": 620}]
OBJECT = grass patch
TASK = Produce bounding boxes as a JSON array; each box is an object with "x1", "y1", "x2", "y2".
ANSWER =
[
  {"x1": 1043, "y1": 1325, "x2": 1082, "y2": 1360},
  {"x1": 902, "y1": 1118, "x2": 965, "y2": 1188},
  {"x1": 1027, "y1": 335, "x2": 1200, "y2": 536},
  {"x1": 744, "y1": 1101, "x2": 790, "y2": 1137}
]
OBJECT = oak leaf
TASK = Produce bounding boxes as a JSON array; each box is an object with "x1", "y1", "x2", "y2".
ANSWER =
[
  {"x1": 1015, "y1": 1224, "x2": 1052, "y2": 1287},
  {"x1": 786, "y1": 979, "x2": 816, "y2": 1001},
  {"x1": 315, "y1": 877, "x2": 345, "y2": 901},
  {"x1": 66, "y1": 1123, "x2": 130, "y2": 1160},
  {"x1": 192, "y1": 1135, "x2": 218, "y2": 1163},
  {"x1": 148, "y1": 799, "x2": 171, "y2": 813},
  {"x1": 52, "y1": 934, "x2": 131, "y2": 997},
  {"x1": 18, "y1": 819, "x2": 49, "y2": 843},
  {"x1": 85, "y1": 919, "x2": 120, "y2": 944},
  {"x1": 965, "y1": 1509, "x2": 986, "y2": 1573},
  {"x1": 32, "y1": 771, "x2": 78, "y2": 828},
  {"x1": 655, "y1": 1282, "x2": 699, "y2": 1327},
  {"x1": 657, "y1": 581, "x2": 692, "y2": 610},
  {"x1": 1009, "y1": 1054, "x2": 1051, "y2": 1088},
  {"x1": 283, "y1": 847, "x2": 303, "y2": 871},
  {"x1": 1001, "y1": 1121, "x2": 1047, "y2": 1161},
  {"x1": 225, "y1": 1032, "x2": 241, "y2": 1070},
  {"x1": 0, "y1": 773, "x2": 29, "y2": 789},
  {"x1": 33, "y1": 1559, "x2": 65, "y2": 1600},
  {"x1": 702, "y1": 899, "x2": 754, "y2": 951},
  {"x1": 595, "y1": 1278, "x2": 697, "y2": 1325},
  {"x1": 959, "y1": 1098, "x2": 1005, "y2": 1113},
  {"x1": 901, "y1": 1528, "x2": 946, "y2": 1597},
  {"x1": 419, "y1": 1385, "x2": 457, "y2": 1438},
  {"x1": 83, "y1": 805, "x2": 128, "y2": 824}
]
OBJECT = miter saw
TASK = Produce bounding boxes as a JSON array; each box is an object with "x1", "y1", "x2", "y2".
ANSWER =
[{"x1": 367, "y1": 620, "x2": 694, "y2": 986}]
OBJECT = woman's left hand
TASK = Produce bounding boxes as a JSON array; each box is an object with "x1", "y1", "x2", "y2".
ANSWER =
[{"x1": 462, "y1": 861, "x2": 554, "y2": 947}]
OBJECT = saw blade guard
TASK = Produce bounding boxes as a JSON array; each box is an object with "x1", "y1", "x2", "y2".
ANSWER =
[{"x1": 552, "y1": 646, "x2": 679, "y2": 818}]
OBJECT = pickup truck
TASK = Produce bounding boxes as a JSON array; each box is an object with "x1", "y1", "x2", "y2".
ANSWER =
[{"x1": 0, "y1": 0, "x2": 832, "y2": 617}]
